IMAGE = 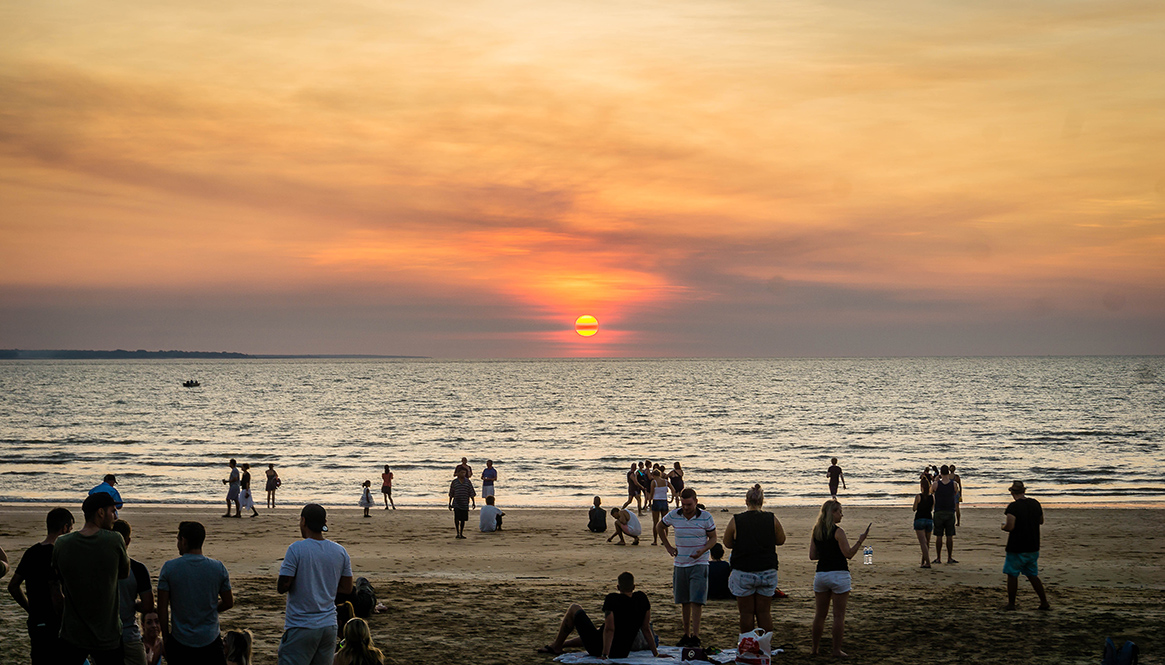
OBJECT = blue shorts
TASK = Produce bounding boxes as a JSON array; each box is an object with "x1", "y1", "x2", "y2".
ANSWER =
[
  {"x1": 728, "y1": 569, "x2": 778, "y2": 597},
  {"x1": 652, "y1": 499, "x2": 669, "y2": 513},
  {"x1": 673, "y1": 565, "x2": 709, "y2": 605},
  {"x1": 913, "y1": 518, "x2": 934, "y2": 532},
  {"x1": 1003, "y1": 551, "x2": 1039, "y2": 578}
]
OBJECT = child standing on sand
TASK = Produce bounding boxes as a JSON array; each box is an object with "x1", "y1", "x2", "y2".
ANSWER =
[{"x1": 359, "y1": 480, "x2": 375, "y2": 518}]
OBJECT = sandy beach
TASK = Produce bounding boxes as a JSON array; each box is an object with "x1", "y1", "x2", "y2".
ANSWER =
[{"x1": 1, "y1": 503, "x2": 1161, "y2": 664}]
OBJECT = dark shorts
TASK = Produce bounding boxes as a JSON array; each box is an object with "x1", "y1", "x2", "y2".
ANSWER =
[
  {"x1": 652, "y1": 499, "x2": 669, "y2": 513},
  {"x1": 453, "y1": 507, "x2": 469, "y2": 522},
  {"x1": 933, "y1": 511, "x2": 956, "y2": 537},
  {"x1": 573, "y1": 608, "x2": 604, "y2": 658},
  {"x1": 629, "y1": 485, "x2": 641, "y2": 495},
  {"x1": 58, "y1": 639, "x2": 125, "y2": 665},
  {"x1": 913, "y1": 518, "x2": 934, "y2": 532},
  {"x1": 381, "y1": 485, "x2": 391, "y2": 494},
  {"x1": 166, "y1": 635, "x2": 227, "y2": 665}
]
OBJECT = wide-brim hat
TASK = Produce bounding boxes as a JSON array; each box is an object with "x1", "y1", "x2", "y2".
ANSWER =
[{"x1": 1008, "y1": 480, "x2": 1026, "y2": 494}]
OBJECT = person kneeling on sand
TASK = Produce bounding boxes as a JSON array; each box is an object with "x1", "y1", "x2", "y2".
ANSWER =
[
  {"x1": 607, "y1": 508, "x2": 642, "y2": 546},
  {"x1": 479, "y1": 495, "x2": 504, "y2": 532},
  {"x1": 536, "y1": 572, "x2": 659, "y2": 659}
]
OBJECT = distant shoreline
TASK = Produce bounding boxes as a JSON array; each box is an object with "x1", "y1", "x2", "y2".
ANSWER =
[{"x1": 0, "y1": 349, "x2": 427, "y2": 359}]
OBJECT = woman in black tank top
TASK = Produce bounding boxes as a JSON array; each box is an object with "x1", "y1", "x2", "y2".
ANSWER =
[
  {"x1": 912, "y1": 475, "x2": 937, "y2": 568},
  {"x1": 809, "y1": 500, "x2": 869, "y2": 658},
  {"x1": 722, "y1": 484, "x2": 786, "y2": 633}
]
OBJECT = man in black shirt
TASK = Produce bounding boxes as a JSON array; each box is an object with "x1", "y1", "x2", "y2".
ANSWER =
[
  {"x1": 588, "y1": 496, "x2": 607, "y2": 533},
  {"x1": 536, "y1": 572, "x2": 659, "y2": 659},
  {"x1": 1001, "y1": 481, "x2": 1050, "y2": 610},
  {"x1": 7, "y1": 507, "x2": 74, "y2": 665}
]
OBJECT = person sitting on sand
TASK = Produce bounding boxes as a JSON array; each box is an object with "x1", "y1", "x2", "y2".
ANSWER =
[
  {"x1": 707, "y1": 543, "x2": 732, "y2": 600},
  {"x1": 142, "y1": 612, "x2": 164, "y2": 665},
  {"x1": 479, "y1": 495, "x2": 505, "y2": 532},
  {"x1": 1001, "y1": 481, "x2": 1050, "y2": 611},
  {"x1": 536, "y1": 572, "x2": 660, "y2": 659},
  {"x1": 588, "y1": 496, "x2": 607, "y2": 533},
  {"x1": 223, "y1": 629, "x2": 252, "y2": 665},
  {"x1": 607, "y1": 508, "x2": 642, "y2": 546},
  {"x1": 334, "y1": 617, "x2": 385, "y2": 665}
]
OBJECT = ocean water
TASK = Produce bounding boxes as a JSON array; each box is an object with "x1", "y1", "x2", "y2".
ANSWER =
[{"x1": 1, "y1": 357, "x2": 1162, "y2": 508}]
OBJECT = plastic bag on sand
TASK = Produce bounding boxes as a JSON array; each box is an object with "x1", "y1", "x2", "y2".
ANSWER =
[{"x1": 735, "y1": 629, "x2": 772, "y2": 665}]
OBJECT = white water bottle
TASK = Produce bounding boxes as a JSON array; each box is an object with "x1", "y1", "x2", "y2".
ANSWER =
[{"x1": 863, "y1": 546, "x2": 872, "y2": 565}]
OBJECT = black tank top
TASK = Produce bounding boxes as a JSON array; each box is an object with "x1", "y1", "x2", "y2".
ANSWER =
[
  {"x1": 935, "y1": 479, "x2": 957, "y2": 511},
  {"x1": 814, "y1": 526, "x2": 848, "y2": 572},
  {"x1": 915, "y1": 493, "x2": 934, "y2": 520},
  {"x1": 729, "y1": 510, "x2": 778, "y2": 572}
]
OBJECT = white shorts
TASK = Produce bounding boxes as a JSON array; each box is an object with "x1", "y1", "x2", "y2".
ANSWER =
[
  {"x1": 482, "y1": 485, "x2": 495, "y2": 497},
  {"x1": 813, "y1": 570, "x2": 852, "y2": 594}
]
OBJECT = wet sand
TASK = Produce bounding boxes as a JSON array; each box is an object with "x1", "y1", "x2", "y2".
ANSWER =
[{"x1": 1, "y1": 504, "x2": 1162, "y2": 664}]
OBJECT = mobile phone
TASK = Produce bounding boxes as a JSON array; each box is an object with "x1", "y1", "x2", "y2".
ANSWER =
[{"x1": 865, "y1": 522, "x2": 872, "y2": 533}]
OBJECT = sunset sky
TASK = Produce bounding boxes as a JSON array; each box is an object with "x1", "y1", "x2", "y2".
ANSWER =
[{"x1": 2, "y1": 0, "x2": 1163, "y2": 357}]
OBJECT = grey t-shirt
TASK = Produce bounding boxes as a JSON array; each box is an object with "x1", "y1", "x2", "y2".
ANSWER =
[
  {"x1": 119, "y1": 559, "x2": 151, "y2": 642},
  {"x1": 157, "y1": 553, "x2": 231, "y2": 648},
  {"x1": 279, "y1": 538, "x2": 352, "y2": 630}
]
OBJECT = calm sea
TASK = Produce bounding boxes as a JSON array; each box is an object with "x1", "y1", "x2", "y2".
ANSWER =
[{"x1": 1, "y1": 358, "x2": 1162, "y2": 508}]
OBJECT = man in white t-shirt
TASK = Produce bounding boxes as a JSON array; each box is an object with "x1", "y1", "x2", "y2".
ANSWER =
[
  {"x1": 277, "y1": 504, "x2": 353, "y2": 665},
  {"x1": 479, "y1": 496, "x2": 505, "y2": 532}
]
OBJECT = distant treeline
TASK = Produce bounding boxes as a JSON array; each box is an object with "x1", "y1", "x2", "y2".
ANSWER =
[{"x1": 0, "y1": 349, "x2": 252, "y2": 359}]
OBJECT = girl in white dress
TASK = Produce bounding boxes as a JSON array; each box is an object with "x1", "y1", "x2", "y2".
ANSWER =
[{"x1": 359, "y1": 480, "x2": 375, "y2": 517}]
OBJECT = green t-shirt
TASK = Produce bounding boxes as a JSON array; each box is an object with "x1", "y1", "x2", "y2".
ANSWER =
[{"x1": 51, "y1": 528, "x2": 129, "y2": 649}]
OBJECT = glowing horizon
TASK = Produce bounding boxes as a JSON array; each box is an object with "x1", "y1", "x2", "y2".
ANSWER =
[{"x1": 1, "y1": 0, "x2": 1162, "y2": 357}]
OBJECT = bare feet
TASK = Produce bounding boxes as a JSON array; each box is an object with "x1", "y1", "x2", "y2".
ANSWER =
[
  {"x1": 1038, "y1": 603, "x2": 1051, "y2": 610},
  {"x1": 614, "y1": 541, "x2": 626, "y2": 546},
  {"x1": 832, "y1": 650, "x2": 849, "y2": 658},
  {"x1": 1003, "y1": 604, "x2": 1016, "y2": 611},
  {"x1": 947, "y1": 558, "x2": 958, "y2": 563},
  {"x1": 536, "y1": 645, "x2": 563, "y2": 654}
]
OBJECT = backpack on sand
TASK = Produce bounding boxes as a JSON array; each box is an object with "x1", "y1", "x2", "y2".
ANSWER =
[{"x1": 1102, "y1": 638, "x2": 1139, "y2": 665}]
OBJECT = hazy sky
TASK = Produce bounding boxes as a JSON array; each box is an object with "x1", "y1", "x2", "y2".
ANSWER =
[{"x1": 2, "y1": 0, "x2": 1163, "y2": 357}]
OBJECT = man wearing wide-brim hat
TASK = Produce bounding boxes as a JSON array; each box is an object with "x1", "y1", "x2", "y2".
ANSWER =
[{"x1": 1000, "y1": 481, "x2": 1050, "y2": 611}]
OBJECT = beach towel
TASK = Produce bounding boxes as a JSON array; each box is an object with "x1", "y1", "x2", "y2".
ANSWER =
[{"x1": 554, "y1": 645, "x2": 761, "y2": 664}]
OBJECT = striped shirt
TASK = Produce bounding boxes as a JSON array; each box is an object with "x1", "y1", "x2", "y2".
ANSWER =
[
  {"x1": 661, "y1": 508, "x2": 716, "y2": 567},
  {"x1": 449, "y1": 479, "x2": 476, "y2": 509}
]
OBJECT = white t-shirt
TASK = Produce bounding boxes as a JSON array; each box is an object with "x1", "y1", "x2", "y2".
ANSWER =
[
  {"x1": 279, "y1": 538, "x2": 352, "y2": 629},
  {"x1": 479, "y1": 505, "x2": 503, "y2": 532}
]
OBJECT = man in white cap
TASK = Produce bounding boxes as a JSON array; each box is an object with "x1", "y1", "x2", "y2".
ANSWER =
[
  {"x1": 277, "y1": 504, "x2": 353, "y2": 665},
  {"x1": 1001, "y1": 481, "x2": 1050, "y2": 611}
]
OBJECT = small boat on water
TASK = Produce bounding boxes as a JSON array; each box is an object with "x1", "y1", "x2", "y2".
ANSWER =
[{"x1": 182, "y1": 380, "x2": 201, "y2": 388}]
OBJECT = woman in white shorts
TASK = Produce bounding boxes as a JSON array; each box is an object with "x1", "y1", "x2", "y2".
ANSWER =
[
  {"x1": 809, "y1": 500, "x2": 869, "y2": 658},
  {"x1": 722, "y1": 484, "x2": 786, "y2": 633}
]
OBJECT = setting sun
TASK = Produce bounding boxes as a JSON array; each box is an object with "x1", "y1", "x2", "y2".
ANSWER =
[{"x1": 575, "y1": 315, "x2": 599, "y2": 337}]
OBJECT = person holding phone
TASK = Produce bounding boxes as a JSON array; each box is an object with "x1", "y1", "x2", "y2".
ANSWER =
[{"x1": 808, "y1": 500, "x2": 869, "y2": 658}]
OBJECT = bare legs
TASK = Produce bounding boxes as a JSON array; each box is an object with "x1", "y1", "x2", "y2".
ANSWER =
[
  {"x1": 540, "y1": 604, "x2": 586, "y2": 654},
  {"x1": 915, "y1": 528, "x2": 932, "y2": 567},
  {"x1": 621, "y1": 491, "x2": 642, "y2": 514},
  {"x1": 383, "y1": 489, "x2": 395, "y2": 509},
  {"x1": 736, "y1": 594, "x2": 774, "y2": 633},
  {"x1": 1005, "y1": 575, "x2": 1049, "y2": 610},
  {"x1": 681, "y1": 603, "x2": 703, "y2": 641},
  {"x1": 651, "y1": 510, "x2": 663, "y2": 545},
  {"x1": 934, "y1": 534, "x2": 956, "y2": 563},
  {"x1": 267, "y1": 490, "x2": 275, "y2": 509},
  {"x1": 811, "y1": 590, "x2": 850, "y2": 657}
]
